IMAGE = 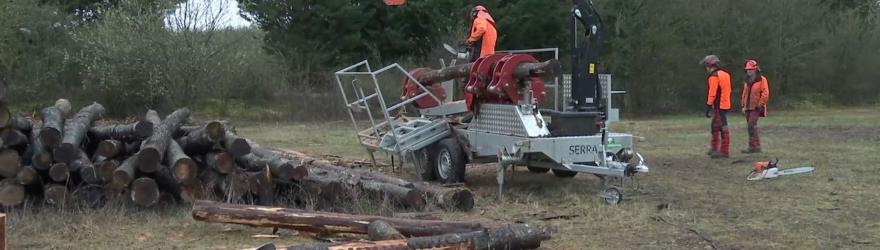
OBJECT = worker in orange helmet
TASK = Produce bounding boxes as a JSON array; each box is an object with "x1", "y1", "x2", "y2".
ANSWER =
[
  {"x1": 740, "y1": 59, "x2": 770, "y2": 153},
  {"x1": 465, "y1": 5, "x2": 497, "y2": 62},
  {"x1": 700, "y1": 55, "x2": 732, "y2": 158}
]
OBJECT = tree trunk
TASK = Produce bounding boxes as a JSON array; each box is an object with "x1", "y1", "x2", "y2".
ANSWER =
[
  {"x1": 165, "y1": 140, "x2": 197, "y2": 184},
  {"x1": 131, "y1": 177, "x2": 160, "y2": 207},
  {"x1": 153, "y1": 165, "x2": 182, "y2": 202},
  {"x1": 112, "y1": 156, "x2": 138, "y2": 187},
  {"x1": 29, "y1": 124, "x2": 52, "y2": 171},
  {"x1": 0, "y1": 128, "x2": 28, "y2": 150},
  {"x1": 175, "y1": 121, "x2": 225, "y2": 155},
  {"x1": 361, "y1": 180, "x2": 426, "y2": 210},
  {"x1": 72, "y1": 150, "x2": 98, "y2": 184},
  {"x1": 392, "y1": 212, "x2": 441, "y2": 221},
  {"x1": 413, "y1": 184, "x2": 474, "y2": 212},
  {"x1": 191, "y1": 200, "x2": 484, "y2": 237},
  {"x1": 0, "y1": 178, "x2": 25, "y2": 207},
  {"x1": 9, "y1": 116, "x2": 34, "y2": 133},
  {"x1": 222, "y1": 131, "x2": 250, "y2": 158},
  {"x1": 40, "y1": 102, "x2": 68, "y2": 149},
  {"x1": 88, "y1": 121, "x2": 153, "y2": 142},
  {"x1": 137, "y1": 108, "x2": 190, "y2": 173},
  {"x1": 368, "y1": 220, "x2": 405, "y2": 241},
  {"x1": 205, "y1": 151, "x2": 235, "y2": 174},
  {"x1": 284, "y1": 224, "x2": 555, "y2": 250},
  {"x1": 0, "y1": 150, "x2": 21, "y2": 178},
  {"x1": 251, "y1": 148, "x2": 308, "y2": 181},
  {"x1": 55, "y1": 103, "x2": 105, "y2": 163},
  {"x1": 95, "y1": 140, "x2": 124, "y2": 158}
]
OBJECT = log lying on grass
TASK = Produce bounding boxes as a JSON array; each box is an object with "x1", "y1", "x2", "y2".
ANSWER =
[
  {"x1": 191, "y1": 200, "x2": 483, "y2": 237},
  {"x1": 137, "y1": 108, "x2": 190, "y2": 173},
  {"x1": 131, "y1": 177, "x2": 160, "y2": 207},
  {"x1": 242, "y1": 148, "x2": 307, "y2": 181},
  {"x1": 0, "y1": 178, "x2": 25, "y2": 207},
  {"x1": 279, "y1": 224, "x2": 556, "y2": 250},
  {"x1": 55, "y1": 103, "x2": 105, "y2": 163}
]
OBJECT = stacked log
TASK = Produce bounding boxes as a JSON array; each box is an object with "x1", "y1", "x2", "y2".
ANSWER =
[{"x1": 0, "y1": 98, "x2": 476, "y2": 214}]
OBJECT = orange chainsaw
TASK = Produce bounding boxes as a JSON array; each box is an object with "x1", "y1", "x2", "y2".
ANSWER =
[{"x1": 747, "y1": 158, "x2": 815, "y2": 181}]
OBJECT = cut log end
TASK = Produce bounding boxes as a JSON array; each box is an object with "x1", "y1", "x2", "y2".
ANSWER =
[
  {"x1": 97, "y1": 160, "x2": 120, "y2": 183},
  {"x1": 368, "y1": 220, "x2": 405, "y2": 241},
  {"x1": 448, "y1": 189, "x2": 475, "y2": 212},
  {"x1": 207, "y1": 152, "x2": 235, "y2": 174},
  {"x1": 49, "y1": 163, "x2": 70, "y2": 182},
  {"x1": 131, "y1": 177, "x2": 160, "y2": 207},
  {"x1": 39, "y1": 128, "x2": 63, "y2": 149},
  {"x1": 53, "y1": 143, "x2": 80, "y2": 164},
  {"x1": 0, "y1": 149, "x2": 21, "y2": 178},
  {"x1": 172, "y1": 158, "x2": 198, "y2": 184},
  {"x1": 32, "y1": 152, "x2": 53, "y2": 171},
  {"x1": 134, "y1": 121, "x2": 154, "y2": 138},
  {"x1": 16, "y1": 166, "x2": 39, "y2": 185},
  {"x1": 96, "y1": 140, "x2": 123, "y2": 158},
  {"x1": 205, "y1": 121, "x2": 225, "y2": 142},
  {"x1": 112, "y1": 171, "x2": 132, "y2": 187},
  {"x1": 227, "y1": 138, "x2": 251, "y2": 157},
  {"x1": 137, "y1": 147, "x2": 161, "y2": 173},
  {"x1": 0, "y1": 179, "x2": 25, "y2": 207}
]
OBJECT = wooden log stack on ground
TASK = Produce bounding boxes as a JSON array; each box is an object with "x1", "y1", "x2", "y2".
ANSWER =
[{"x1": 0, "y1": 97, "x2": 477, "y2": 220}]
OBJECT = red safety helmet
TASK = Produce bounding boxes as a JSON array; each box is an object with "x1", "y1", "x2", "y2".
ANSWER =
[{"x1": 744, "y1": 59, "x2": 759, "y2": 70}]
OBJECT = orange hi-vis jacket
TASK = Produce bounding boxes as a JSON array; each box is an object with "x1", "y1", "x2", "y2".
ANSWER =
[
  {"x1": 742, "y1": 74, "x2": 770, "y2": 111},
  {"x1": 707, "y1": 68, "x2": 732, "y2": 110},
  {"x1": 467, "y1": 11, "x2": 497, "y2": 57}
]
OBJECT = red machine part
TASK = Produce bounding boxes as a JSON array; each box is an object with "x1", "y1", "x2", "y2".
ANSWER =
[
  {"x1": 464, "y1": 54, "x2": 506, "y2": 110},
  {"x1": 401, "y1": 68, "x2": 447, "y2": 109},
  {"x1": 465, "y1": 54, "x2": 547, "y2": 111}
]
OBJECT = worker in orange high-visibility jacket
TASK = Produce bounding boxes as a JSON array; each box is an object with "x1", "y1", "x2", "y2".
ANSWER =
[
  {"x1": 740, "y1": 59, "x2": 770, "y2": 153},
  {"x1": 465, "y1": 5, "x2": 497, "y2": 62},
  {"x1": 700, "y1": 55, "x2": 732, "y2": 158}
]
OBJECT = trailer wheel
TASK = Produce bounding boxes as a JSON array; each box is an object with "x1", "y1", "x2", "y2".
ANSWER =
[
  {"x1": 527, "y1": 167, "x2": 550, "y2": 173},
  {"x1": 434, "y1": 138, "x2": 466, "y2": 183},
  {"x1": 413, "y1": 148, "x2": 436, "y2": 181},
  {"x1": 552, "y1": 169, "x2": 578, "y2": 178}
]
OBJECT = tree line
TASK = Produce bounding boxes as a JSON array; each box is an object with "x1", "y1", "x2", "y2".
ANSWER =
[{"x1": 1, "y1": 0, "x2": 877, "y2": 119}]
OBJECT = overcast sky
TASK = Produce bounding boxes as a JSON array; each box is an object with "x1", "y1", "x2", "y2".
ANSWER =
[{"x1": 166, "y1": 0, "x2": 253, "y2": 30}]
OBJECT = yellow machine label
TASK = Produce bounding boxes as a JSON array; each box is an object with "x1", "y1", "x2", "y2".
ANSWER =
[{"x1": 589, "y1": 64, "x2": 595, "y2": 74}]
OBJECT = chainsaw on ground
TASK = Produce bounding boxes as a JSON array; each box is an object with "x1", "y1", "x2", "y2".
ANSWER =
[{"x1": 747, "y1": 158, "x2": 815, "y2": 181}]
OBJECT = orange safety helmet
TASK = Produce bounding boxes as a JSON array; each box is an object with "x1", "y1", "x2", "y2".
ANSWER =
[
  {"x1": 471, "y1": 5, "x2": 489, "y2": 17},
  {"x1": 744, "y1": 59, "x2": 759, "y2": 70}
]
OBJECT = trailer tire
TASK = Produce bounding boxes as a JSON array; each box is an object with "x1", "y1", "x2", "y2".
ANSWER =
[
  {"x1": 434, "y1": 138, "x2": 466, "y2": 183},
  {"x1": 552, "y1": 169, "x2": 578, "y2": 178},
  {"x1": 413, "y1": 148, "x2": 436, "y2": 181},
  {"x1": 527, "y1": 167, "x2": 550, "y2": 173}
]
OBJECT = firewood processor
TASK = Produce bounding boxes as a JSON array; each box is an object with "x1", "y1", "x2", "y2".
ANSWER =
[{"x1": 333, "y1": 0, "x2": 649, "y2": 204}]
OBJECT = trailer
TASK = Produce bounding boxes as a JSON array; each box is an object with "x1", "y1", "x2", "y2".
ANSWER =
[{"x1": 333, "y1": 48, "x2": 648, "y2": 204}]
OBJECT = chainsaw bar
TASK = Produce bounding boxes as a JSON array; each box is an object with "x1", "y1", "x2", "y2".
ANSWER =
[{"x1": 776, "y1": 166, "x2": 816, "y2": 176}]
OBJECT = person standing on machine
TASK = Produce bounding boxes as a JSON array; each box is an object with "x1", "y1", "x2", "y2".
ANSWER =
[
  {"x1": 465, "y1": 5, "x2": 497, "y2": 62},
  {"x1": 700, "y1": 55, "x2": 732, "y2": 158},
  {"x1": 740, "y1": 59, "x2": 770, "y2": 153}
]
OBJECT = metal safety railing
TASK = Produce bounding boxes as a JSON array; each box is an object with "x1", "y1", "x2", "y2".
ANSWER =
[{"x1": 334, "y1": 60, "x2": 446, "y2": 154}]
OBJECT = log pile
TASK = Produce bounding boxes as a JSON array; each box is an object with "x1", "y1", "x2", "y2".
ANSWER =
[
  {"x1": 0, "y1": 99, "x2": 475, "y2": 212},
  {"x1": 194, "y1": 201, "x2": 556, "y2": 250}
]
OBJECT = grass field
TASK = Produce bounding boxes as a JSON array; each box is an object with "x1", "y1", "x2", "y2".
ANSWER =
[{"x1": 7, "y1": 107, "x2": 879, "y2": 249}]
